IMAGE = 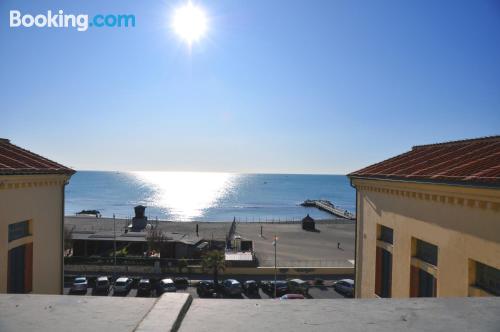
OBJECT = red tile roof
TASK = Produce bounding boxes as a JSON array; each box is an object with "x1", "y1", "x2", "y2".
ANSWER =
[
  {"x1": 0, "y1": 139, "x2": 75, "y2": 176},
  {"x1": 349, "y1": 136, "x2": 500, "y2": 186}
]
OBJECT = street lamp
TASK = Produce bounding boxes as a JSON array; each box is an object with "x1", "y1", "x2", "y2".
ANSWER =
[
  {"x1": 273, "y1": 234, "x2": 278, "y2": 298},
  {"x1": 113, "y1": 214, "x2": 116, "y2": 267}
]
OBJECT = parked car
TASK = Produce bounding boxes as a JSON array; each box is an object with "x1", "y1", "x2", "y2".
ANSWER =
[
  {"x1": 264, "y1": 280, "x2": 289, "y2": 297},
  {"x1": 113, "y1": 277, "x2": 133, "y2": 295},
  {"x1": 222, "y1": 279, "x2": 243, "y2": 297},
  {"x1": 157, "y1": 278, "x2": 177, "y2": 295},
  {"x1": 196, "y1": 280, "x2": 216, "y2": 298},
  {"x1": 280, "y1": 294, "x2": 305, "y2": 300},
  {"x1": 94, "y1": 276, "x2": 110, "y2": 293},
  {"x1": 259, "y1": 280, "x2": 272, "y2": 291},
  {"x1": 333, "y1": 279, "x2": 355, "y2": 297},
  {"x1": 70, "y1": 276, "x2": 88, "y2": 294},
  {"x1": 243, "y1": 280, "x2": 259, "y2": 295},
  {"x1": 174, "y1": 277, "x2": 189, "y2": 289},
  {"x1": 137, "y1": 278, "x2": 151, "y2": 296},
  {"x1": 287, "y1": 279, "x2": 309, "y2": 296}
]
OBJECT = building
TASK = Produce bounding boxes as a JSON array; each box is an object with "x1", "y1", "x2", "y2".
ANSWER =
[
  {"x1": 70, "y1": 229, "x2": 209, "y2": 259},
  {"x1": 348, "y1": 136, "x2": 500, "y2": 298},
  {"x1": 301, "y1": 214, "x2": 316, "y2": 231},
  {"x1": 0, "y1": 139, "x2": 75, "y2": 294}
]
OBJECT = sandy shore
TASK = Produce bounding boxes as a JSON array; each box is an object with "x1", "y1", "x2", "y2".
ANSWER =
[{"x1": 65, "y1": 216, "x2": 355, "y2": 266}]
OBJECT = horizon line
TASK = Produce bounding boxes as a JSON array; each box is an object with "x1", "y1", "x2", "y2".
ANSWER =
[{"x1": 73, "y1": 169, "x2": 349, "y2": 176}]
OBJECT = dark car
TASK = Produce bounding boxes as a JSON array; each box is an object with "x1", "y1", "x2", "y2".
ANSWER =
[
  {"x1": 174, "y1": 277, "x2": 189, "y2": 289},
  {"x1": 94, "y1": 276, "x2": 110, "y2": 294},
  {"x1": 222, "y1": 279, "x2": 243, "y2": 297},
  {"x1": 333, "y1": 279, "x2": 355, "y2": 297},
  {"x1": 287, "y1": 279, "x2": 309, "y2": 296},
  {"x1": 260, "y1": 280, "x2": 271, "y2": 291},
  {"x1": 243, "y1": 280, "x2": 259, "y2": 295},
  {"x1": 263, "y1": 280, "x2": 288, "y2": 297},
  {"x1": 137, "y1": 278, "x2": 151, "y2": 296},
  {"x1": 196, "y1": 280, "x2": 217, "y2": 298}
]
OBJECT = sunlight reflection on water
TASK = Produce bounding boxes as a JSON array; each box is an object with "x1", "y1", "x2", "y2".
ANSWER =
[{"x1": 132, "y1": 171, "x2": 238, "y2": 221}]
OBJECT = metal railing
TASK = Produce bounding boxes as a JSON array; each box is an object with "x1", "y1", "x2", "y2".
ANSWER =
[{"x1": 257, "y1": 259, "x2": 353, "y2": 268}]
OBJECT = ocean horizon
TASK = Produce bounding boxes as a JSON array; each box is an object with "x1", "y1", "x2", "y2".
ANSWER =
[{"x1": 66, "y1": 171, "x2": 356, "y2": 222}]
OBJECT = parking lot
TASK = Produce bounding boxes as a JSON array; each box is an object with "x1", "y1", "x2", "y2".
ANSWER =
[{"x1": 64, "y1": 277, "x2": 350, "y2": 299}]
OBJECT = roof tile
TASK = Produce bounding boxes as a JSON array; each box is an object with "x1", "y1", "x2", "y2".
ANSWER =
[
  {"x1": 0, "y1": 139, "x2": 75, "y2": 176},
  {"x1": 348, "y1": 136, "x2": 500, "y2": 186}
]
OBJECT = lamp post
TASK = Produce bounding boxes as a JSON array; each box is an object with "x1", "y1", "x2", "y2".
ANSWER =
[
  {"x1": 113, "y1": 214, "x2": 116, "y2": 267},
  {"x1": 273, "y1": 234, "x2": 278, "y2": 298}
]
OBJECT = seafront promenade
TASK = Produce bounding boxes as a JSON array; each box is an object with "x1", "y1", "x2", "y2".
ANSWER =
[{"x1": 65, "y1": 216, "x2": 355, "y2": 267}]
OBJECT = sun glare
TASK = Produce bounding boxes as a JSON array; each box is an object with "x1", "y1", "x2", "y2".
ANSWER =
[
  {"x1": 172, "y1": 2, "x2": 208, "y2": 45},
  {"x1": 133, "y1": 171, "x2": 237, "y2": 221}
]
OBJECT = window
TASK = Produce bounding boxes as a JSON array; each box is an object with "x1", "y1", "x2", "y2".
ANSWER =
[
  {"x1": 375, "y1": 247, "x2": 392, "y2": 297},
  {"x1": 475, "y1": 261, "x2": 500, "y2": 296},
  {"x1": 8, "y1": 220, "x2": 31, "y2": 242},
  {"x1": 7, "y1": 243, "x2": 33, "y2": 293},
  {"x1": 378, "y1": 225, "x2": 393, "y2": 244},
  {"x1": 410, "y1": 238, "x2": 438, "y2": 297},
  {"x1": 417, "y1": 269, "x2": 436, "y2": 297},
  {"x1": 415, "y1": 239, "x2": 438, "y2": 266},
  {"x1": 375, "y1": 225, "x2": 393, "y2": 297}
]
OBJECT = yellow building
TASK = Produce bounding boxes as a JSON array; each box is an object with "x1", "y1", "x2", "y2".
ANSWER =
[
  {"x1": 0, "y1": 139, "x2": 74, "y2": 294},
  {"x1": 348, "y1": 136, "x2": 500, "y2": 298}
]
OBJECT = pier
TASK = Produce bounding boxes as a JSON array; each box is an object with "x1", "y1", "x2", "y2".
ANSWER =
[{"x1": 301, "y1": 200, "x2": 355, "y2": 220}]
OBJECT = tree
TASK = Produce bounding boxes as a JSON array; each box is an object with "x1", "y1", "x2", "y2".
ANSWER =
[
  {"x1": 146, "y1": 229, "x2": 168, "y2": 256},
  {"x1": 201, "y1": 250, "x2": 225, "y2": 285}
]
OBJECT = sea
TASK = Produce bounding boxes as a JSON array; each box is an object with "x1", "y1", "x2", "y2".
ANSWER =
[{"x1": 65, "y1": 171, "x2": 355, "y2": 222}]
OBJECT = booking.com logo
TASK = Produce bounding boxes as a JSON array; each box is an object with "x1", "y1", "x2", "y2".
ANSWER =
[{"x1": 9, "y1": 10, "x2": 136, "y2": 32}]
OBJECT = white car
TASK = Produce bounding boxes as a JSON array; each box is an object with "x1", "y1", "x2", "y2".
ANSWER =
[
  {"x1": 70, "y1": 276, "x2": 88, "y2": 294},
  {"x1": 157, "y1": 278, "x2": 177, "y2": 294},
  {"x1": 113, "y1": 277, "x2": 133, "y2": 294}
]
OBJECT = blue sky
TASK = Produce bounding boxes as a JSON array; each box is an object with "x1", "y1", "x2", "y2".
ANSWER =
[{"x1": 1, "y1": 0, "x2": 499, "y2": 174}]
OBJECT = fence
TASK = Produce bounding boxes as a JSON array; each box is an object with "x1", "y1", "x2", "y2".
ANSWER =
[
  {"x1": 65, "y1": 256, "x2": 351, "y2": 269},
  {"x1": 257, "y1": 259, "x2": 353, "y2": 268},
  {"x1": 70, "y1": 214, "x2": 352, "y2": 224},
  {"x1": 65, "y1": 256, "x2": 202, "y2": 267}
]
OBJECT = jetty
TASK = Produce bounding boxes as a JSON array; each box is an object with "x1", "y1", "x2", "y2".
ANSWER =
[{"x1": 301, "y1": 200, "x2": 355, "y2": 220}]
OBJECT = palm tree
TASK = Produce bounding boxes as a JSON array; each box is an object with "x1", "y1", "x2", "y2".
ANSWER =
[{"x1": 201, "y1": 250, "x2": 225, "y2": 285}]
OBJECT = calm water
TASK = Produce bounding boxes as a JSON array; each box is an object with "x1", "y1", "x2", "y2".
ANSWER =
[{"x1": 65, "y1": 171, "x2": 355, "y2": 222}]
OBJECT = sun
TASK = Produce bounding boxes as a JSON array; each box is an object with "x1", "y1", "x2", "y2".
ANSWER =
[{"x1": 172, "y1": 1, "x2": 208, "y2": 45}]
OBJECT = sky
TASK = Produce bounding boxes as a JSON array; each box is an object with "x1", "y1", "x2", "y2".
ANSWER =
[{"x1": 1, "y1": 0, "x2": 499, "y2": 174}]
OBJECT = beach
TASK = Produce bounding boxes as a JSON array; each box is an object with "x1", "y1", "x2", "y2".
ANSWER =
[{"x1": 65, "y1": 216, "x2": 355, "y2": 267}]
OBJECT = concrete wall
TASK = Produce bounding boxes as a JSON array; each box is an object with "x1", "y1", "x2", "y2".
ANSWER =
[
  {"x1": 352, "y1": 178, "x2": 500, "y2": 298},
  {"x1": 0, "y1": 174, "x2": 70, "y2": 294}
]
